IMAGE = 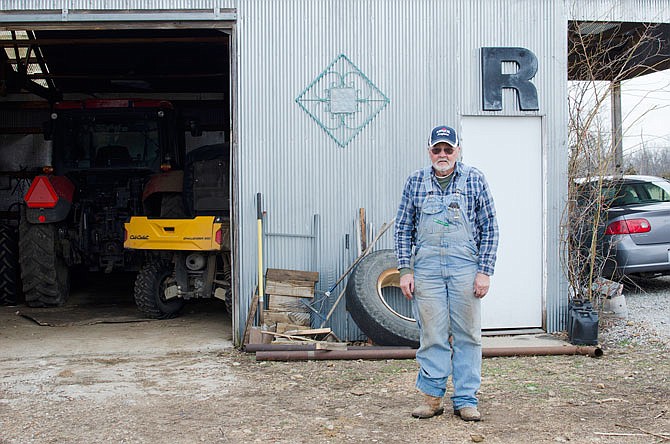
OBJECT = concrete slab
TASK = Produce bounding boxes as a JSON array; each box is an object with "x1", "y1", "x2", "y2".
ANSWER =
[
  {"x1": 483, "y1": 333, "x2": 571, "y2": 349},
  {"x1": 0, "y1": 273, "x2": 233, "y2": 360},
  {"x1": 0, "y1": 304, "x2": 234, "y2": 359}
]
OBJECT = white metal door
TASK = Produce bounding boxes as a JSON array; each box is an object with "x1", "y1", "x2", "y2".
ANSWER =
[{"x1": 461, "y1": 116, "x2": 543, "y2": 329}]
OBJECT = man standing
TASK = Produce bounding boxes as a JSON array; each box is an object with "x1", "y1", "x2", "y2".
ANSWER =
[{"x1": 394, "y1": 125, "x2": 499, "y2": 421}]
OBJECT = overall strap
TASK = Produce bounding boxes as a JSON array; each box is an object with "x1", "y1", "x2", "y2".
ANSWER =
[
  {"x1": 454, "y1": 163, "x2": 471, "y2": 194},
  {"x1": 421, "y1": 166, "x2": 434, "y2": 194}
]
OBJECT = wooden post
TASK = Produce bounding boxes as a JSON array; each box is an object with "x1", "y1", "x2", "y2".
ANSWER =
[{"x1": 359, "y1": 208, "x2": 367, "y2": 252}]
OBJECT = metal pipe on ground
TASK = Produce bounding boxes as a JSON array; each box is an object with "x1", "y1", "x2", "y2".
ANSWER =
[
  {"x1": 254, "y1": 345, "x2": 603, "y2": 361},
  {"x1": 244, "y1": 344, "x2": 412, "y2": 353},
  {"x1": 484, "y1": 346, "x2": 603, "y2": 358}
]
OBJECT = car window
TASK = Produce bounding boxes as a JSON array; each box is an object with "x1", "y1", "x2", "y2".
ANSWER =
[
  {"x1": 575, "y1": 177, "x2": 670, "y2": 207},
  {"x1": 642, "y1": 181, "x2": 670, "y2": 202},
  {"x1": 609, "y1": 184, "x2": 639, "y2": 206}
]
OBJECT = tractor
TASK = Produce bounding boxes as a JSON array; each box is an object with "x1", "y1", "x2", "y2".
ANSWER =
[{"x1": 17, "y1": 98, "x2": 194, "y2": 307}]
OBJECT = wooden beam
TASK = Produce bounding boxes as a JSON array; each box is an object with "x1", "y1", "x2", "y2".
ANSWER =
[
  {"x1": 283, "y1": 328, "x2": 332, "y2": 336},
  {"x1": 266, "y1": 268, "x2": 319, "y2": 283},
  {"x1": 242, "y1": 287, "x2": 259, "y2": 346},
  {"x1": 265, "y1": 282, "x2": 315, "y2": 298},
  {"x1": 26, "y1": 72, "x2": 226, "y2": 80},
  {"x1": 359, "y1": 208, "x2": 367, "y2": 252},
  {"x1": 0, "y1": 36, "x2": 228, "y2": 47}
]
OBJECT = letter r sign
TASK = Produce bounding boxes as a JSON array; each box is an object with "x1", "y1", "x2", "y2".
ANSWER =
[{"x1": 481, "y1": 47, "x2": 539, "y2": 111}]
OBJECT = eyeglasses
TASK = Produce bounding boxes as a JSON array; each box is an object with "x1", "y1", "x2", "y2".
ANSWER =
[{"x1": 430, "y1": 146, "x2": 456, "y2": 155}]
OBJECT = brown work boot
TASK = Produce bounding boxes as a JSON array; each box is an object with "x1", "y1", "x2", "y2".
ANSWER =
[
  {"x1": 454, "y1": 406, "x2": 481, "y2": 421},
  {"x1": 411, "y1": 394, "x2": 444, "y2": 419}
]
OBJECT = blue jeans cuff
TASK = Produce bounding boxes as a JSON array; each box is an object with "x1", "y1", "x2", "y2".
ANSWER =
[{"x1": 415, "y1": 379, "x2": 446, "y2": 398}]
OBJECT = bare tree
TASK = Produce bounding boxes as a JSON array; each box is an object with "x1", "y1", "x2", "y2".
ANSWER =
[
  {"x1": 624, "y1": 142, "x2": 670, "y2": 178},
  {"x1": 564, "y1": 20, "x2": 669, "y2": 306}
]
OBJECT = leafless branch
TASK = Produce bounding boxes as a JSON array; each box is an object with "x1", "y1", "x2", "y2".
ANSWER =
[{"x1": 563, "y1": 20, "x2": 668, "y2": 303}]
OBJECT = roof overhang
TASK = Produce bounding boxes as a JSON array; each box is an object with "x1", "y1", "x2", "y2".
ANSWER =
[{"x1": 568, "y1": 21, "x2": 670, "y2": 81}]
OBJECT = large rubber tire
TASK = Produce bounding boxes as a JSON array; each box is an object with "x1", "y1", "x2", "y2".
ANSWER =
[
  {"x1": 219, "y1": 252, "x2": 233, "y2": 314},
  {"x1": 134, "y1": 261, "x2": 184, "y2": 319},
  {"x1": 346, "y1": 249, "x2": 420, "y2": 347},
  {"x1": 19, "y1": 221, "x2": 70, "y2": 307},
  {"x1": 0, "y1": 224, "x2": 20, "y2": 305}
]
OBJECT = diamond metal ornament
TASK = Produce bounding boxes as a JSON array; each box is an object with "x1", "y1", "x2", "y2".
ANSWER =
[{"x1": 296, "y1": 54, "x2": 390, "y2": 147}]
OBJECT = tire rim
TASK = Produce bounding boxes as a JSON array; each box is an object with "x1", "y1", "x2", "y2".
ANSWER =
[
  {"x1": 160, "y1": 272, "x2": 178, "y2": 304},
  {"x1": 376, "y1": 268, "x2": 416, "y2": 323}
]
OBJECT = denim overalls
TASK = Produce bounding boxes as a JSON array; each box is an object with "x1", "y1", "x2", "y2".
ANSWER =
[{"x1": 412, "y1": 165, "x2": 482, "y2": 410}]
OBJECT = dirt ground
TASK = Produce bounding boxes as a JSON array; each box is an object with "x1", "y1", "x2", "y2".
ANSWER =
[{"x1": 1, "y1": 276, "x2": 669, "y2": 444}]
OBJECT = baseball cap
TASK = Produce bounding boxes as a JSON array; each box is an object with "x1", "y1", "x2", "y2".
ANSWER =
[{"x1": 429, "y1": 125, "x2": 459, "y2": 147}]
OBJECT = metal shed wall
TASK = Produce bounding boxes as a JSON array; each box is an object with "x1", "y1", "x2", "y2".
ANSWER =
[
  {"x1": 1, "y1": 0, "x2": 236, "y2": 12},
  {"x1": 568, "y1": 0, "x2": 670, "y2": 22},
  {"x1": 0, "y1": 0, "x2": 575, "y2": 342},
  {"x1": 235, "y1": 0, "x2": 569, "y2": 342}
]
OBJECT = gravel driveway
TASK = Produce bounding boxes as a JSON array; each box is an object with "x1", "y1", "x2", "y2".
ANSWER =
[{"x1": 600, "y1": 275, "x2": 670, "y2": 347}]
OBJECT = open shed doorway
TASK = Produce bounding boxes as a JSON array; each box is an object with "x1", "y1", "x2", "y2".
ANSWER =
[{"x1": 0, "y1": 22, "x2": 237, "y2": 332}]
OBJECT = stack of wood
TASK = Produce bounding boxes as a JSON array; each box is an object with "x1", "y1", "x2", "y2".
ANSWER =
[
  {"x1": 265, "y1": 325, "x2": 344, "y2": 349},
  {"x1": 263, "y1": 268, "x2": 319, "y2": 329}
]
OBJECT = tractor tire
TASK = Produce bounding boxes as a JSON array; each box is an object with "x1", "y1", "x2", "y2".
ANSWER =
[
  {"x1": 19, "y1": 221, "x2": 69, "y2": 307},
  {"x1": 134, "y1": 261, "x2": 184, "y2": 319},
  {"x1": 220, "y1": 252, "x2": 233, "y2": 314},
  {"x1": 159, "y1": 193, "x2": 187, "y2": 218},
  {"x1": 345, "y1": 249, "x2": 419, "y2": 347},
  {"x1": 0, "y1": 224, "x2": 20, "y2": 305}
]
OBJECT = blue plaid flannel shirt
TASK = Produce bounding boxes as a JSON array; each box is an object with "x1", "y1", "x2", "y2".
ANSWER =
[{"x1": 394, "y1": 161, "x2": 499, "y2": 276}]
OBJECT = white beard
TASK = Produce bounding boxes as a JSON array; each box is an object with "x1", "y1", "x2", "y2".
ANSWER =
[{"x1": 432, "y1": 159, "x2": 454, "y2": 175}]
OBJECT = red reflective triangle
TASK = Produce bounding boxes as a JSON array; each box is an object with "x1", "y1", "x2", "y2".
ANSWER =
[{"x1": 25, "y1": 176, "x2": 58, "y2": 208}]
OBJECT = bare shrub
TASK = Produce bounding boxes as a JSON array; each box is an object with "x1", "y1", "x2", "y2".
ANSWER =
[{"x1": 564, "y1": 21, "x2": 668, "y2": 304}]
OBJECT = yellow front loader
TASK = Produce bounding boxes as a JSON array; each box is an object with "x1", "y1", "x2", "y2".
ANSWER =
[{"x1": 124, "y1": 215, "x2": 231, "y2": 318}]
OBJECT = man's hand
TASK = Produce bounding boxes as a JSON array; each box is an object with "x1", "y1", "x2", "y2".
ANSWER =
[
  {"x1": 473, "y1": 273, "x2": 490, "y2": 298},
  {"x1": 400, "y1": 273, "x2": 414, "y2": 300}
]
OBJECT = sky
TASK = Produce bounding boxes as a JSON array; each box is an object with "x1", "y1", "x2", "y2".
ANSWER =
[{"x1": 621, "y1": 69, "x2": 670, "y2": 154}]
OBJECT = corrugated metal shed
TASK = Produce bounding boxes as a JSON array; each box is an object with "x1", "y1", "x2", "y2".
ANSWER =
[
  {"x1": 235, "y1": 0, "x2": 568, "y2": 342},
  {"x1": 2, "y1": 0, "x2": 663, "y2": 344}
]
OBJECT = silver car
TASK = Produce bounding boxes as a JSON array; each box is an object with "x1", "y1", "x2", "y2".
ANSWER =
[{"x1": 595, "y1": 175, "x2": 670, "y2": 278}]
